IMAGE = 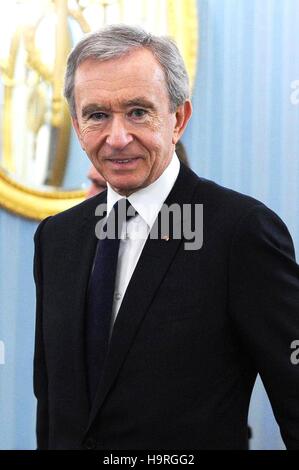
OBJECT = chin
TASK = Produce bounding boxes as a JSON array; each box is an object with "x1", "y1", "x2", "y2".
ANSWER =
[
  {"x1": 110, "y1": 176, "x2": 145, "y2": 195},
  {"x1": 113, "y1": 187, "x2": 137, "y2": 196}
]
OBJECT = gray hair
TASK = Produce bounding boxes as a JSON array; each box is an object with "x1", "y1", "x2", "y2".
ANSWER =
[{"x1": 64, "y1": 24, "x2": 190, "y2": 117}]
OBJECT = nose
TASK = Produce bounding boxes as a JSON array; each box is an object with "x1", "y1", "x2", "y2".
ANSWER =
[{"x1": 106, "y1": 115, "x2": 133, "y2": 149}]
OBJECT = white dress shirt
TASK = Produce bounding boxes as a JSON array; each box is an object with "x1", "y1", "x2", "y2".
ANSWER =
[{"x1": 106, "y1": 153, "x2": 180, "y2": 327}]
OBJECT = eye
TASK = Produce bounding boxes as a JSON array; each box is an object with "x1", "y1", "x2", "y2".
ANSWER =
[
  {"x1": 89, "y1": 112, "x2": 108, "y2": 121},
  {"x1": 129, "y1": 108, "x2": 147, "y2": 119}
]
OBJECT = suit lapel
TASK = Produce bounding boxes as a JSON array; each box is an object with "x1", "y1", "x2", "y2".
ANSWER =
[
  {"x1": 85, "y1": 164, "x2": 200, "y2": 433},
  {"x1": 66, "y1": 192, "x2": 107, "y2": 418}
]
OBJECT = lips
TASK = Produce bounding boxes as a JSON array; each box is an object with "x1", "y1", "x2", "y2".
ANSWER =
[
  {"x1": 107, "y1": 157, "x2": 140, "y2": 163},
  {"x1": 106, "y1": 157, "x2": 142, "y2": 168},
  {"x1": 111, "y1": 159, "x2": 135, "y2": 164}
]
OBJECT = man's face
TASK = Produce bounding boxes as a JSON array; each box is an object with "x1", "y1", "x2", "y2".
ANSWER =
[{"x1": 72, "y1": 48, "x2": 191, "y2": 196}]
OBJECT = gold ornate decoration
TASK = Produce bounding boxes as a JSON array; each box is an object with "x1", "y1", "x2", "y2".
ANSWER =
[
  {"x1": 0, "y1": 0, "x2": 198, "y2": 220},
  {"x1": 0, "y1": 169, "x2": 85, "y2": 220}
]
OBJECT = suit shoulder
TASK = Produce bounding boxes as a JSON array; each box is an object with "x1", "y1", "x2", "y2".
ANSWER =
[
  {"x1": 192, "y1": 175, "x2": 295, "y2": 251},
  {"x1": 193, "y1": 175, "x2": 265, "y2": 214},
  {"x1": 35, "y1": 191, "x2": 106, "y2": 238},
  {"x1": 175, "y1": 164, "x2": 270, "y2": 225},
  {"x1": 185, "y1": 172, "x2": 280, "y2": 238}
]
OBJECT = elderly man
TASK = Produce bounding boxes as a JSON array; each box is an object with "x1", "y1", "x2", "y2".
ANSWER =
[{"x1": 33, "y1": 24, "x2": 299, "y2": 450}]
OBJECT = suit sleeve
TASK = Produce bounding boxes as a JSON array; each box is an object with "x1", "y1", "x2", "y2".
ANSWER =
[
  {"x1": 229, "y1": 204, "x2": 299, "y2": 449},
  {"x1": 33, "y1": 217, "x2": 51, "y2": 449}
]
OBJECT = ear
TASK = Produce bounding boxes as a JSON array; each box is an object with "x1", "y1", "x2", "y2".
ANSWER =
[
  {"x1": 172, "y1": 100, "x2": 192, "y2": 145},
  {"x1": 71, "y1": 116, "x2": 85, "y2": 150}
]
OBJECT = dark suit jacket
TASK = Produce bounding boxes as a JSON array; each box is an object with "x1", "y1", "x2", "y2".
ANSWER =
[{"x1": 33, "y1": 164, "x2": 299, "y2": 449}]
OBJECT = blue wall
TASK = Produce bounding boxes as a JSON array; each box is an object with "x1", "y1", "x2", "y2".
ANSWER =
[
  {"x1": 1, "y1": 0, "x2": 299, "y2": 449},
  {"x1": 183, "y1": 0, "x2": 299, "y2": 250},
  {"x1": 0, "y1": 211, "x2": 38, "y2": 449}
]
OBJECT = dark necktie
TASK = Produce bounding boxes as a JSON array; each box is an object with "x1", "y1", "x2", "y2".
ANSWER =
[{"x1": 85, "y1": 198, "x2": 136, "y2": 404}]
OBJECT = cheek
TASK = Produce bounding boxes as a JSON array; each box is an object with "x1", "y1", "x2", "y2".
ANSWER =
[
  {"x1": 80, "y1": 126, "x2": 105, "y2": 149},
  {"x1": 147, "y1": 115, "x2": 176, "y2": 144},
  {"x1": 147, "y1": 114, "x2": 163, "y2": 131},
  {"x1": 80, "y1": 124, "x2": 101, "y2": 139},
  {"x1": 142, "y1": 119, "x2": 166, "y2": 143}
]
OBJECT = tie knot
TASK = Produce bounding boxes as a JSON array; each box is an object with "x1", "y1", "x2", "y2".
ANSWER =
[
  {"x1": 101, "y1": 198, "x2": 137, "y2": 239},
  {"x1": 113, "y1": 198, "x2": 137, "y2": 222}
]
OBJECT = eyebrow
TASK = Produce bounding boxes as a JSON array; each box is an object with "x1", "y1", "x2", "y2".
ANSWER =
[
  {"x1": 81, "y1": 97, "x2": 156, "y2": 118},
  {"x1": 123, "y1": 98, "x2": 156, "y2": 110},
  {"x1": 81, "y1": 104, "x2": 111, "y2": 118}
]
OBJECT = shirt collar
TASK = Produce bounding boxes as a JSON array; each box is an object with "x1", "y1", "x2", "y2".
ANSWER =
[{"x1": 107, "y1": 152, "x2": 180, "y2": 229}]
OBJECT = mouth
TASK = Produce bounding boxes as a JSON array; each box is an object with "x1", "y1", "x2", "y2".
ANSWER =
[{"x1": 106, "y1": 157, "x2": 142, "y2": 168}]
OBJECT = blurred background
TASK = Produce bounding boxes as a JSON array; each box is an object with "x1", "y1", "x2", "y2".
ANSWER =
[{"x1": 0, "y1": 0, "x2": 299, "y2": 449}]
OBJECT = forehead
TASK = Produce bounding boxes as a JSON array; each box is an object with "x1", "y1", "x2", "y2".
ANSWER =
[{"x1": 74, "y1": 48, "x2": 169, "y2": 102}]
